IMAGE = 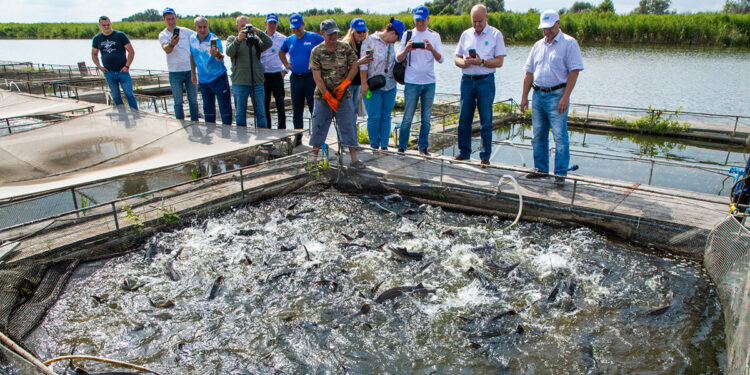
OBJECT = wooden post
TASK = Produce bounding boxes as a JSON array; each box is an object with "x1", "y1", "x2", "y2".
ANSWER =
[
  {"x1": 733, "y1": 116, "x2": 739, "y2": 137},
  {"x1": 648, "y1": 160, "x2": 655, "y2": 185},
  {"x1": 112, "y1": 202, "x2": 119, "y2": 230},
  {"x1": 570, "y1": 180, "x2": 577, "y2": 208}
]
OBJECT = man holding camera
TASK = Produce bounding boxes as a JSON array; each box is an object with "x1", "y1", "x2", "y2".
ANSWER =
[
  {"x1": 261, "y1": 13, "x2": 288, "y2": 129},
  {"x1": 227, "y1": 15, "x2": 273, "y2": 127},
  {"x1": 91, "y1": 16, "x2": 137, "y2": 110},
  {"x1": 520, "y1": 10, "x2": 583, "y2": 185},
  {"x1": 396, "y1": 5, "x2": 444, "y2": 156},
  {"x1": 189, "y1": 16, "x2": 232, "y2": 125},
  {"x1": 279, "y1": 14, "x2": 324, "y2": 145},
  {"x1": 159, "y1": 7, "x2": 199, "y2": 122},
  {"x1": 454, "y1": 4, "x2": 506, "y2": 167}
]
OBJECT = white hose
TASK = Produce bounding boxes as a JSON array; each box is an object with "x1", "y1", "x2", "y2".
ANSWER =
[{"x1": 497, "y1": 174, "x2": 523, "y2": 229}]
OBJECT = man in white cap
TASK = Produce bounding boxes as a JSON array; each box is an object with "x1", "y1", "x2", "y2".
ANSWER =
[
  {"x1": 520, "y1": 9, "x2": 584, "y2": 185},
  {"x1": 159, "y1": 7, "x2": 199, "y2": 121},
  {"x1": 261, "y1": 13, "x2": 288, "y2": 129},
  {"x1": 396, "y1": 4, "x2": 444, "y2": 156}
]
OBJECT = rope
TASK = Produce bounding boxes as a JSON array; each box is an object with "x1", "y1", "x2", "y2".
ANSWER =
[
  {"x1": 497, "y1": 174, "x2": 523, "y2": 229},
  {"x1": 43, "y1": 355, "x2": 162, "y2": 374}
]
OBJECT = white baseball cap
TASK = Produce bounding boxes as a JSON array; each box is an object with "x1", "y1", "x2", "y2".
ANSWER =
[{"x1": 538, "y1": 9, "x2": 560, "y2": 29}]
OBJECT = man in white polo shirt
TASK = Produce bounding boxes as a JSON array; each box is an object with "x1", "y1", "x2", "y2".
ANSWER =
[
  {"x1": 454, "y1": 4, "x2": 507, "y2": 167},
  {"x1": 159, "y1": 7, "x2": 199, "y2": 121},
  {"x1": 520, "y1": 9, "x2": 584, "y2": 185},
  {"x1": 396, "y1": 5, "x2": 444, "y2": 156},
  {"x1": 261, "y1": 13, "x2": 288, "y2": 129}
]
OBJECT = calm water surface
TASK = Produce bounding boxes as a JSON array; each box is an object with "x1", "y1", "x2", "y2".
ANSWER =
[
  {"x1": 1, "y1": 40, "x2": 749, "y2": 115},
  {"x1": 28, "y1": 193, "x2": 725, "y2": 374}
]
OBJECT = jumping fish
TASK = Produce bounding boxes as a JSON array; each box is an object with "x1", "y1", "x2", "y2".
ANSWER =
[
  {"x1": 286, "y1": 202, "x2": 298, "y2": 211},
  {"x1": 121, "y1": 278, "x2": 144, "y2": 292},
  {"x1": 144, "y1": 240, "x2": 157, "y2": 266},
  {"x1": 351, "y1": 303, "x2": 371, "y2": 318},
  {"x1": 173, "y1": 247, "x2": 184, "y2": 260},
  {"x1": 647, "y1": 305, "x2": 670, "y2": 316},
  {"x1": 484, "y1": 260, "x2": 520, "y2": 275},
  {"x1": 286, "y1": 208, "x2": 314, "y2": 221},
  {"x1": 547, "y1": 281, "x2": 562, "y2": 303},
  {"x1": 371, "y1": 279, "x2": 385, "y2": 294},
  {"x1": 206, "y1": 276, "x2": 224, "y2": 300},
  {"x1": 383, "y1": 244, "x2": 424, "y2": 261},
  {"x1": 374, "y1": 283, "x2": 436, "y2": 304},
  {"x1": 165, "y1": 261, "x2": 181, "y2": 281},
  {"x1": 416, "y1": 261, "x2": 434, "y2": 275},
  {"x1": 267, "y1": 268, "x2": 299, "y2": 281},
  {"x1": 279, "y1": 244, "x2": 296, "y2": 252},
  {"x1": 341, "y1": 233, "x2": 355, "y2": 242},
  {"x1": 91, "y1": 295, "x2": 107, "y2": 304},
  {"x1": 467, "y1": 266, "x2": 499, "y2": 293},
  {"x1": 148, "y1": 298, "x2": 175, "y2": 309},
  {"x1": 303, "y1": 245, "x2": 311, "y2": 261}
]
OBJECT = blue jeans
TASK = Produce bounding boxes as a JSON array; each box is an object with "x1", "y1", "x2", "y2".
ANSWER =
[
  {"x1": 168, "y1": 71, "x2": 199, "y2": 121},
  {"x1": 104, "y1": 71, "x2": 137, "y2": 110},
  {"x1": 458, "y1": 74, "x2": 495, "y2": 160},
  {"x1": 232, "y1": 84, "x2": 267, "y2": 128},
  {"x1": 349, "y1": 85, "x2": 361, "y2": 117},
  {"x1": 290, "y1": 74, "x2": 315, "y2": 131},
  {"x1": 199, "y1": 72, "x2": 232, "y2": 125},
  {"x1": 364, "y1": 87, "x2": 397, "y2": 149},
  {"x1": 531, "y1": 88, "x2": 570, "y2": 176},
  {"x1": 398, "y1": 82, "x2": 436, "y2": 151}
]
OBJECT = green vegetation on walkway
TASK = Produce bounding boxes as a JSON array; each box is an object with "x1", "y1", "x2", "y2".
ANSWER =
[{"x1": 1, "y1": 12, "x2": 749, "y2": 46}]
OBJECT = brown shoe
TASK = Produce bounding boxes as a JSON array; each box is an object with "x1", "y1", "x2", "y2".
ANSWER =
[
  {"x1": 480, "y1": 159, "x2": 490, "y2": 168},
  {"x1": 454, "y1": 155, "x2": 470, "y2": 161}
]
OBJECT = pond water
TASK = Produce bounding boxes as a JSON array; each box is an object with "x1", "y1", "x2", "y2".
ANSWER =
[
  {"x1": 1, "y1": 40, "x2": 749, "y2": 116},
  {"x1": 438, "y1": 123, "x2": 745, "y2": 196},
  {"x1": 28, "y1": 192, "x2": 724, "y2": 374}
]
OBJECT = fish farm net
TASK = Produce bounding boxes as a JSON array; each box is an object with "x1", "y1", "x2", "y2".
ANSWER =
[{"x1": 704, "y1": 215, "x2": 750, "y2": 375}]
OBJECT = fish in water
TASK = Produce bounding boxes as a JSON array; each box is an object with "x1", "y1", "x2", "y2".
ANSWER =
[
  {"x1": 303, "y1": 245, "x2": 311, "y2": 261},
  {"x1": 374, "y1": 283, "x2": 436, "y2": 304},
  {"x1": 384, "y1": 193, "x2": 403, "y2": 203},
  {"x1": 236, "y1": 229, "x2": 259, "y2": 236},
  {"x1": 148, "y1": 298, "x2": 175, "y2": 309},
  {"x1": 484, "y1": 260, "x2": 519, "y2": 275},
  {"x1": 647, "y1": 305, "x2": 670, "y2": 316},
  {"x1": 173, "y1": 247, "x2": 184, "y2": 260},
  {"x1": 144, "y1": 240, "x2": 158, "y2": 266},
  {"x1": 314, "y1": 280, "x2": 339, "y2": 293},
  {"x1": 547, "y1": 281, "x2": 561, "y2": 303},
  {"x1": 459, "y1": 309, "x2": 520, "y2": 338},
  {"x1": 279, "y1": 244, "x2": 296, "y2": 252},
  {"x1": 267, "y1": 268, "x2": 299, "y2": 282},
  {"x1": 206, "y1": 276, "x2": 224, "y2": 300},
  {"x1": 91, "y1": 295, "x2": 107, "y2": 304},
  {"x1": 286, "y1": 202, "x2": 298, "y2": 211},
  {"x1": 371, "y1": 279, "x2": 385, "y2": 294},
  {"x1": 416, "y1": 261, "x2": 434, "y2": 275},
  {"x1": 341, "y1": 233, "x2": 354, "y2": 242},
  {"x1": 350, "y1": 303, "x2": 371, "y2": 318},
  {"x1": 121, "y1": 278, "x2": 144, "y2": 292},
  {"x1": 467, "y1": 267, "x2": 499, "y2": 293},
  {"x1": 383, "y1": 244, "x2": 424, "y2": 261},
  {"x1": 286, "y1": 208, "x2": 314, "y2": 221},
  {"x1": 165, "y1": 261, "x2": 181, "y2": 281},
  {"x1": 441, "y1": 229, "x2": 456, "y2": 237}
]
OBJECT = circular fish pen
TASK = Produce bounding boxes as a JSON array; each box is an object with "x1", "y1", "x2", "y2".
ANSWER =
[{"x1": 2, "y1": 184, "x2": 726, "y2": 374}]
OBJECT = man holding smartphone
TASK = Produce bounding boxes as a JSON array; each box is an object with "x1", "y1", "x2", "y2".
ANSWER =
[
  {"x1": 189, "y1": 16, "x2": 232, "y2": 125},
  {"x1": 261, "y1": 13, "x2": 288, "y2": 129},
  {"x1": 454, "y1": 4, "x2": 506, "y2": 167},
  {"x1": 159, "y1": 7, "x2": 199, "y2": 121},
  {"x1": 226, "y1": 15, "x2": 273, "y2": 127},
  {"x1": 520, "y1": 9, "x2": 583, "y2": 185},
  {"x1": 395, "y1": 5, "x2": 444, "y2": 156}
]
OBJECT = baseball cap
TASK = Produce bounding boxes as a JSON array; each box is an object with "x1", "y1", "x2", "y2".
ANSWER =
[
  {"x1": 350, "y1": 18, "x2": 367, "y2": 32},
  {"x1": 413, "y1": 5, "x2": 429, "y2": 20},
  {"x1": 266, "y1": 13, "x2": 279, "y2": 23},
  {"x1": 162, "y1": 7, "x2": 176, "y2": 16},
  {"x1": 320, "y1": 19, "x2": 340, "y2": 35},
  {"x1": 290, "y1": 14, "x2": 304, "y2": 29},
  {"x1": 391, "y1": 18, "x2": 406, "y2": 40},
  {"x1": 538, "y1": 9, "x2": 560, "y2": 29}
]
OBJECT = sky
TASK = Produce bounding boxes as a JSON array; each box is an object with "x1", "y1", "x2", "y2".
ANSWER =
[{"x1": 1, "y1": 0, "x2": 726, "y2": 23}]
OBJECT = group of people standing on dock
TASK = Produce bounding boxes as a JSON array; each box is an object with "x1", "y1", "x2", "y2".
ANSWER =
[{"x1": 91, "y1": 4, "x2": 583, "y2": 181}]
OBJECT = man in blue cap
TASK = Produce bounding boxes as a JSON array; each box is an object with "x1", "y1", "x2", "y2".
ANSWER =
[
  {"x1": 279, "y1": 14, "x2": 324, "y2": 146},
  {"x1": 189, "y1": 16, "x2": 232, "y2": 125},
  {"x1": 159, "y1": 7, "x2": 199, "y2": 121},
  {"x1": 261, "y1": 13, "x2": 288, "y2": 129},
  {"x1": 520, "y1": 9, "x2": 583, "y2": 185},
  {"x1": 396, "y1": 5, "x2": 444, "y2": 156}
]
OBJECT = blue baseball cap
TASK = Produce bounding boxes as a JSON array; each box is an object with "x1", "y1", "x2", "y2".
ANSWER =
[
  {"x1": 350, "y1": 18, "x2": 367, "y2": 32},
  {"x1": 289, "y1": 14, "x2": 304, "y2": 29},
  {"x1": 266, "y1": 13, "x2": 279, "y2": 23},
  {"x1": 162, "y1": 7, "x2": 176, "y2": 16},
  {"x1": 413, "y1": 5, "x2": 429, "y2": 20},
  {"x1": 391, "y1": 18, "x2": 406, "y2": 40}
]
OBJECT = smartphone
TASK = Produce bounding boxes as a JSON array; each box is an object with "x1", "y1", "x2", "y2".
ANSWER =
[
  {"x1": 366, "y1": 50, "x2": 373, "y2": 56},
  {"x1": 173, "y1": 27, "x2": 180, "y2": 37},
  {"x1": 469, "y1": 49, "x2": 477, "y2": 58},
  {"x1": 412, "y1": 42, "x2": 425, "y2": 49},
  {"x1": 210, "y1": 39, "x2": 217, "y2": 49}
]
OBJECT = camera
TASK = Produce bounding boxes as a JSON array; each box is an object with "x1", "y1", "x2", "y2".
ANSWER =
[
  {"x1": 173, "y1": 27, "x2": 180, "y2": 37},
  {"x1": 245, "y1": 24, "x2": 254, "y2": 35},
  {"x1": 468, "y1": 49, "x2": 477, "y2": 58},
  {"x1": 412, "y1": 42, "x2": 425, "y2": 49}
]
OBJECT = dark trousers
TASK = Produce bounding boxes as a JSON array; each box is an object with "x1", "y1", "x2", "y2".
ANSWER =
[
  {"x1": 199, "y1": 72, "x2": 232, "y2": 125},
  {"x1": 289, "y1": 74, "x2": 315, "y2": 132},
  {"x1": 264, "y1": 72, "x2": 286, "y2": 129}
]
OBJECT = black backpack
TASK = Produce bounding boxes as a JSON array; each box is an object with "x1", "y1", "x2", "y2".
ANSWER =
[{"x1": 393, "y1": 30, "x2": 412, "y2": 85}]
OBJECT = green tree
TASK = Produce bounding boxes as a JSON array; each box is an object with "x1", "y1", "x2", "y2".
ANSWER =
[
  {"x1": 425, "y1": 0, "x2": 505, "y2": 15},
  {"x1": 598, "y1": 0, "x2": 615, "y2": 12},
  {"x1": 725, "y1": 0, "x2": 750, "y2": 13},
  {"x1": 633, "y1": 0, "x2": 671, "y2": 14},
  {"x1": 122, "y1": 9, "x2": 162, "y2": 22},
  {"x1": 570, "y1": 2, "x2": 595, "y2": 12}
]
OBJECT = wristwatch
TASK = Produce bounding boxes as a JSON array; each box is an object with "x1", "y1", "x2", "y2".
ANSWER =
[{"x1": 480, "y1": 59, "x2": 485, "y2": 67}]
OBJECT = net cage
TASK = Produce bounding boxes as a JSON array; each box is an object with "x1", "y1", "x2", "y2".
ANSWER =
[{"x1": 704, "y1": 215, "x2": 750, "y2": 375}]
